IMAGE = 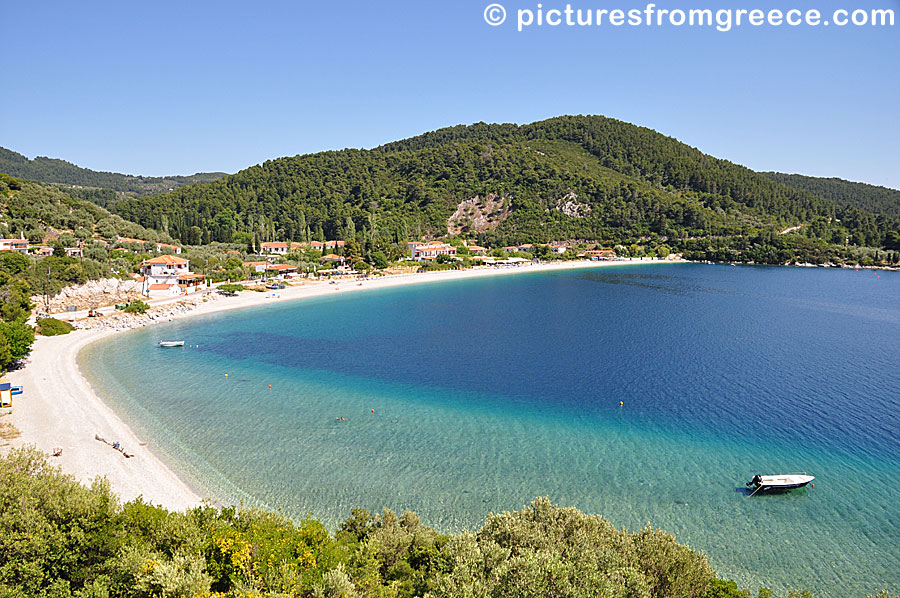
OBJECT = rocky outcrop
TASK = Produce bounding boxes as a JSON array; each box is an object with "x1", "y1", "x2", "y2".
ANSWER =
[
  {"x1": 75, "y1": 295, "x2": 217, "y2": 332},
  {"x1": 447, "y1": 194, "x2": 512, "y2": 234},
  {"x1": 32, "y1": 279, "x2": 144, "y2": 313},
  {"x1": 554, "y1": 192, "x2": 591, "y2": 219}
]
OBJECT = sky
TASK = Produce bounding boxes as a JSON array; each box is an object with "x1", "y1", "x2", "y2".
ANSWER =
[{"x1": 2, "y1": 0, "x2": 898, "y2": 188}]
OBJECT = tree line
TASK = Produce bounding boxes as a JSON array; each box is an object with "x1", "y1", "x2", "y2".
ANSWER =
[{"x1": 106, "y1": 116, "x2": 899, "y2": 265}]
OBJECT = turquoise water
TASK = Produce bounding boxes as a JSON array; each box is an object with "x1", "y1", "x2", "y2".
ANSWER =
[{"x1": 80, "y1": 264, "x2": 900, "y2": 596}]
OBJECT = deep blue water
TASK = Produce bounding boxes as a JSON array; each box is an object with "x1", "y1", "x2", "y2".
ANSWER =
[{"x1": 81, "y1": 264, "x2": 900, "y2": 596}]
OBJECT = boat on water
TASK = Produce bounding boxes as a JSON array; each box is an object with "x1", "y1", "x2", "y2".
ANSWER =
[
  {"x1": 158, "y1": 341, "x2": 185, "y2": 348},
  {"x1": 746, "y1": 473, "x2": 815, "y2": 493}
]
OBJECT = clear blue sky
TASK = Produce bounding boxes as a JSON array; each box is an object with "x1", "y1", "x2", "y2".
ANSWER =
[{"x1": 2, "y1": 0, "x2": 898, "y2": 188}]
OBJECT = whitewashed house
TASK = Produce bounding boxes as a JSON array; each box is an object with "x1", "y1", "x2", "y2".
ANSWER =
[{"x1": 139, "y1": 255, "x2": 202, "y2": 296}]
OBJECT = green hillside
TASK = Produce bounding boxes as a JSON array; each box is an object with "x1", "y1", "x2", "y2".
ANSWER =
[
  {"x1": 762, "y1": 172, "x2": 900, "y2": 219},
  {"x1": 109, "y1": 116, "x2": 900, "y2": 264},
  {"x1": 0, "y1": 146, "x2": 226, "y2": 198},
  {"x1": 0, "y1": 173, "x2": 170, "y2": 245}
]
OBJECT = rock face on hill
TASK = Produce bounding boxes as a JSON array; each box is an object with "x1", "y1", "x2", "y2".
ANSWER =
[
  {"x1": 555, "y1": 192, "x2": 592, "y2": 218},
  {"x1": 32, "y1": 279, "x2": 143, "y2": 313},
  {"x1": 447, "y1": 193, "x2": 512, "y2": 234}
]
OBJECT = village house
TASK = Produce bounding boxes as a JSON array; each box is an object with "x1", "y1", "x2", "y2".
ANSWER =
[
  {"x1": 116, "y1": 236, "x2": 147, "y2": 247},
  {"x1": 319, "y1": 254, "x2": 346, "y2": 266},
  {"x1": 266, "y1": 264, "x2": 298, "y2": 277},
  {"x1": 262, "y1": 240, "x2": 344, "y2": 255},
  {"x1": 0, "y1": 239, "x2": 29, "y2": 254},
  {"x1": 260, "y1": 242, "x2": 290, "y2": 255},
  {"x1": 30, "y1": 245, "x2": 54, "y2": 257},
  {"x1": 155, "y1": 242, "x2": 182, "y2": 254},
  {"x1": 464, "y1": 243, "x2": 488, "y2": 255},
  {"x1": 550, "y1": 245, "x2": 569, "y2": 254},
  {"x1": 65, "y1": 247, "x2": 83, "y2": 258},
  {"x1": 243, "y1": 261, "x2": 268, "y2": 274},
  {"x1": 139, "y1": 255, "x2": 202, "y2": 297},
  {"x1": 586, "y1": 249, "x2": 617, "y2": 261},
  {"x1": 408, "y1": 241, "x2": 457, "y2": 261}
]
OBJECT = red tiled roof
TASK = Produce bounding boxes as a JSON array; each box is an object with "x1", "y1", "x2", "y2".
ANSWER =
[
  {"x1": 142, "y1": 255, "x2": 188, "y2": 265},
  {"x1": 147, "y1": 283, "x2": 171, "y2": 290},
  {"x1": 266, "y1": 264, "x2": 298, "y2": 271}
]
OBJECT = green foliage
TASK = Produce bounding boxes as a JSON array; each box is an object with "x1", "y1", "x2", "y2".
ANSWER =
[
  {"x1": 36, "y1": 317, "x2": 75, "y2": 336},
  {"x1": 0, "y1": 321, "x2": 34, "y2": 370},
  {"x1": 218, "y1": 284, "x2": 245, "y2": 293},
  {"x1": 0, "y1": 146, "x2": 226, "y2": 197},
  {"x1": 764, "y1": 172, "x2": 900, "y2": 219},
  {"x1": 0, "y1": 180, "x2": 164, "y2": 244},
  {"x1": 371, "y1": 251, "x2": 389, "y2": 269},
  {"x1": 123, "y1": 300, "x2": 150, "y2": 314},
  {"x1": 104, "y1": 117, "x2": 897, "y2": 266},
  {"x1": 0, "y1": 449, "x2": 811, "y2": 598}
]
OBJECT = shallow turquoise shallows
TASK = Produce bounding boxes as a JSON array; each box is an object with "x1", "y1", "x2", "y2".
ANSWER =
[{"x1": 81, "y1": 264, "x2": 900, "y2": 597}]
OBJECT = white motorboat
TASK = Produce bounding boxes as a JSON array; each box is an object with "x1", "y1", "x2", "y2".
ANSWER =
[
  {"x1": 158, "y1": 341, "x2": 185, "y2": 348},
  {"x1": 746, "y1": 473, "x2": 815, "y2": 493}
]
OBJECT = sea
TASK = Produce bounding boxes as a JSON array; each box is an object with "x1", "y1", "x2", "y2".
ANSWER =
[{"x1": 80, "y1": 263, "x2": 900, "y2": 597}]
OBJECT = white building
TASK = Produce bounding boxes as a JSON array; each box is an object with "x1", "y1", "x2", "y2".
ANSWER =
[
  {"x1": 139, "y1": 255, "x2": 202, "y2": 296},
  {"x1": 0, "y1": 239, "x2": 29, "y2": 254},
  {"x1": 408, "y1": 241, "x2": 457, "y2": 261},
  {"x1": 260, "y1": 242, "x2": 289, "y2": 255}
]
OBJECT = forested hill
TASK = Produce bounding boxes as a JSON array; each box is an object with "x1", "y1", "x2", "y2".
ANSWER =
[
  {"x1": 106, "y1": 116, "x2": 899, "y2": 259},
  {"x1": 0, "y1": 146, "x2": 226, "y2": 197},
  {"x1": 762, "y1": 172, "x2": 900, "y2": 219}
]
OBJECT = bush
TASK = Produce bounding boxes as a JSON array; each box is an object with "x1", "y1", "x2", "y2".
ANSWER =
[
  {"x1": 36, "y1": 317, "x2": 74, "y2": 336},
  {"x1": 0, "y1": 449, "x2": 804, "y2": 598},
  {"x1": 123, "y1": 300, "x2": 150, "y2": 314},
  {"x1": 218, "y1": 284, "x2": 245, "y2": 293}
]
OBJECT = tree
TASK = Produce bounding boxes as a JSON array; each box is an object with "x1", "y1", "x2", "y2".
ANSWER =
[
  {"x1": 0, "y1": 321, "x2": 35, "y2": 368},
  {"x1": 371, "y1": 251, "x2": 389, "y2": 269}
]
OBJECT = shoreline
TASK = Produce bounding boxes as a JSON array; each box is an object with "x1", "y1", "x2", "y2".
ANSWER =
[{"x1": 3, "y1": 258, "x2": 680, "y2": 511}]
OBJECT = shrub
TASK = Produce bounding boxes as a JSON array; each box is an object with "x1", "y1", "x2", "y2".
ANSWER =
[
  {"x1": 218, "y1": 284, "x2": 245, "y2": 293},
  {"x1": 124, "y1": 300, "x2": 150, "y2": 314},
  {"x1": 36, "y1": 317, "x2": 74, "y2": 336}
]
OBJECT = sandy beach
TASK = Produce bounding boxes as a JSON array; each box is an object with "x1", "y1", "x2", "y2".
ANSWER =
[{"x1": 3, "y1": 258, "x2": 679, "y2": 511}]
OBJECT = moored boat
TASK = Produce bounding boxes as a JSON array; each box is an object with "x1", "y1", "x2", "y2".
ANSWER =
[
  {"x1": 158, "y1": 341, "x2": 185, "y2": 348},
  {"x1": 746, "y1": 473, "x2": 815, "y2": 494}
]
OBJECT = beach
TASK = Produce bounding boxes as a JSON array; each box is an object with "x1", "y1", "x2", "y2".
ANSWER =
[{"x1": 3, "y1": 258, "x2": 677, "y2": 510}]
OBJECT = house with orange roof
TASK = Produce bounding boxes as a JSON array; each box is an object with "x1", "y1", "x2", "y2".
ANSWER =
[
  {"x1": 155, "y1": 242, "x2": 182, "y2": 254},
  {"x1": 116, "y1": 236, "x2": 147, "y2": 245},
  {"x1": 408, "y1": 241, "x2": 457, "y2": 261},
  {"x1": 464, "y1": 243, "x2": 488, "y2": 255},
  {"x1": 243, "y1": 261, "x2": 268, "y2": 274},
  {"x1": 549, "y1": 245, "x2": 569, "y2": 254},
  {"x1": 266, "y1": 264, "x2": 298, "y2": 277},
  {"x1": 139, "y1": 255, "x2": 196, "y2": 296},
  {"x1": 30, "y1": 245, "x2": 54, "y2": 257},
  {"x1": 0, "y1": 239, "x2": 29, "y2": 254},
  {"x1": 586, "y1": 249, "x2": 617, "y2": 261},
  {"x1": 319, "y1": 254, "x2": 346, "y2": 265},
  {"x1": 65, "y1": 247, "x2": 83, "y2": 258},
  {"x1": 261, "y1": 241, "x2": 289, "y2": 255}
]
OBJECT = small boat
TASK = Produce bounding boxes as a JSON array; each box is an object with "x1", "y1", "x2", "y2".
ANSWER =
[
  {"x1": 10, "y1": 386, "x2": 23, "y2": 395},
  {"x1": 746, "y1": 473, "x2": 815, "y2": 494},
  {"x1": 158, "y1": 341, "x2": 185, "y2": 348}
]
